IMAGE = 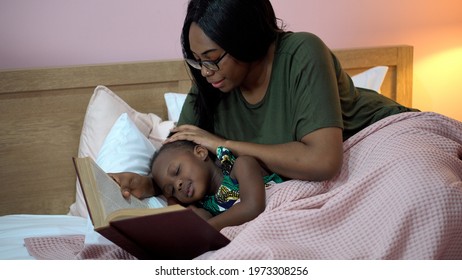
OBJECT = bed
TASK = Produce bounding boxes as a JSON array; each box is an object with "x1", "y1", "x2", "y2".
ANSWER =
[{"x1": 1, "y1": 45, "x2": 461, "y2": 260}]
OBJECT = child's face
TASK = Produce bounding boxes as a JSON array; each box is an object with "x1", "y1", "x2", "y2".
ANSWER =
[{"x1": 151, "y1": 145, "x2": 212, "y2": 204}]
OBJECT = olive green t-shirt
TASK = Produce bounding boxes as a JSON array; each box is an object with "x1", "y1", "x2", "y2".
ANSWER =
[{"x1": 178, "y1": 32, "x2": 417, "y2": 143}]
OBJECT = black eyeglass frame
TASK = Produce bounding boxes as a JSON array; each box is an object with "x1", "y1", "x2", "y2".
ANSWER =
[{"x1": 185, "y1": 52, "x2": 228, "y2": 71}]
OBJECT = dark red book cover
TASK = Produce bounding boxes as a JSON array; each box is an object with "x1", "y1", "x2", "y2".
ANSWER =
[{"x1": 98, "y1": 208, "x2": 230, "y2": 260}]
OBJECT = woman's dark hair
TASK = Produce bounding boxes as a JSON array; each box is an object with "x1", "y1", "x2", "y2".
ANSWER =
[{"x1": 181, "y1": 0, "x2": 283, "y2": 133}]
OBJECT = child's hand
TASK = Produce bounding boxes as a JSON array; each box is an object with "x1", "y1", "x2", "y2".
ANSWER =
[
  {"x1": 187, "y1": 205, "x2": 212, "y2": 221},
  {"x1": 108, "y1": 172, "x2": 155, "y2": 199}
]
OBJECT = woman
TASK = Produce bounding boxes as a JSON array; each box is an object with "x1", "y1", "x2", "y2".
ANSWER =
[{"x1": 113, "y1": 0, "x2": 417, "y2": 198}]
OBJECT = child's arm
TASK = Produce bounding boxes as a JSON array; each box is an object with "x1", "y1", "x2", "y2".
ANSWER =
[{"x1": 207, "y1": 155, "x2": 266, "y2": 231}]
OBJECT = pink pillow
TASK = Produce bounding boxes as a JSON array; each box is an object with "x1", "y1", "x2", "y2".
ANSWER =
[{"x1": 68, "y1": 85, "x2": 174, "y2": 217}]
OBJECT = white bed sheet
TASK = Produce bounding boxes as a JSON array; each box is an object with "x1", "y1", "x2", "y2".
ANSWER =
[{"x1": 0, "y1": 214, "x2": 110, "y2": 260}]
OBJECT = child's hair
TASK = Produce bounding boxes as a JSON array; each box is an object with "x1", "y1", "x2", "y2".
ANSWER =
[
  {"x1": 151, "y1": 140, "x2": 196, "y2": 168},
  {"x1": 151, "y1": 139, "x2": 217, "y2": 169}
]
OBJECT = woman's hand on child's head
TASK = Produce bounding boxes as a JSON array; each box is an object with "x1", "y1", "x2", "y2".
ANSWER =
[
  {"x1": 165, "y1": 124, "x2": 225, "y2": 155},
  {"x1": 108, "y1": 172, "x2": 155, "y2": 199}
]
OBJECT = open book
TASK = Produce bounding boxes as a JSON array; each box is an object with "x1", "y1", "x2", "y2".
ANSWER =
[{"x1": 72, "y1": 156, "x2": 230, "y2": 260}]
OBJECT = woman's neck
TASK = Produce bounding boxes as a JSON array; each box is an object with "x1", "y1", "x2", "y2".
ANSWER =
[{"x1": 240, "y1": 42, "x2": 276, "y2": 104}]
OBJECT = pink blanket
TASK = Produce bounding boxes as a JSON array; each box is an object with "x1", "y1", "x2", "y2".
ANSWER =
[
  {"x1": 196, "y1": 112, "x2": 462, "y2": 259},
  {"x1": 24, "y1": 112, "x2": 462, "y2": 259}
]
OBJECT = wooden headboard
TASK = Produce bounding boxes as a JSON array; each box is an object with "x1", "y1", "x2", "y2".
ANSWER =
[{"x1": 0, "y1": 45, "x2": 413, "y2": 215}]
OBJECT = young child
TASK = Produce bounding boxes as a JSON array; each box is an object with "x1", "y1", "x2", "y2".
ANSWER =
[{"x1": 149, "y1": 140, "x2": 283, "y2": 231}]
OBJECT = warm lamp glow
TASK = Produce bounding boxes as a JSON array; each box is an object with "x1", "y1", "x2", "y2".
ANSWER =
[{"x1": 414, "y1": 47, "x2": 462, "y2": 121}]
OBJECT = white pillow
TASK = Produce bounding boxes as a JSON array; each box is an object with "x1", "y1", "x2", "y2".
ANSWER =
[
  {"x1": 351, "y1": 66, "x2": 388, "y2": 93},
  {"x1": 164, "y1": 92, "x2": 187, "y2": 122},
  {"x1": 97, "y1": 113, "x2": 155, "y2": 175},
  {"x1": 96, "y1": 113, "x2": 167, "y2": 209},
  {"x1": 68, "y1": 86, "x2": 173, "y2": 217}
]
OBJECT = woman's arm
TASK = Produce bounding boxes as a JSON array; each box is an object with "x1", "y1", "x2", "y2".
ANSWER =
[
  {"x1": 227, "y1": 127, "x2": 343, "y2": 181},
  {"x1": 207, "y1": 156, "x2": 266, "y2": 231},
  {"x1": 166, "y1": 125, "x2": 343, "y2": 181}
]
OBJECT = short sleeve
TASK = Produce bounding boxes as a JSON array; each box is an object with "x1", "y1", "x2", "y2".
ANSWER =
[{"x1": 289, "y1": 34, "x2": 343, "y2": 141}]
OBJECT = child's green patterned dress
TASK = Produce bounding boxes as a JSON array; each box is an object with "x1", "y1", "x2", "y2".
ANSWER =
[{"x1": 199, "y1": 146, "x2": 283, "y2": 216}]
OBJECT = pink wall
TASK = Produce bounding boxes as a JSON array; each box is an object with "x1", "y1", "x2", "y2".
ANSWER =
[
  {"x1": 0, "y1": 0, "x2": 186, "y2": 67},
  {"x1": 272, "y1": 0, "x2": 462, "y2": 121},
  {"x1": 1, "y1": 0, "x2": 461, "y2": 120}
]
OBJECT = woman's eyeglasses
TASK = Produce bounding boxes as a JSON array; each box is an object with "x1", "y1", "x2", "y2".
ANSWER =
[{"x1": 185, "y1": 52, "x2": 228, "y2": 71}]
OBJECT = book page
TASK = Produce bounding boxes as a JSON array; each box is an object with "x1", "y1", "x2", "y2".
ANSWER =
[{"x1": 89, "y1": 159, "x2": 149, "y2": 217}]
